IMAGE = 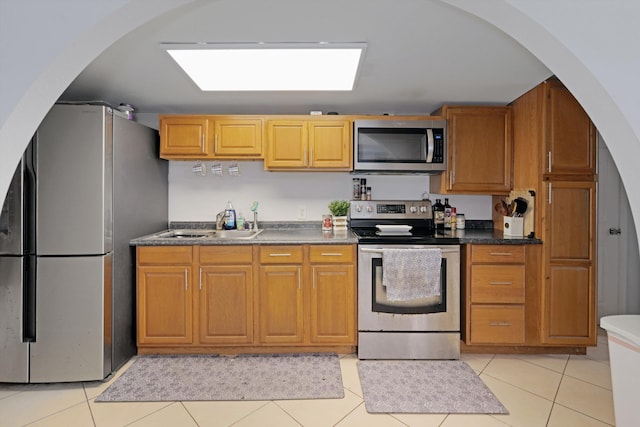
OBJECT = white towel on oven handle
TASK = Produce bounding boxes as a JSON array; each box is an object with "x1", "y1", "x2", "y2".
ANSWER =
[{"x1": 382, "y1": 248, "x2": 442, "y2": 301}]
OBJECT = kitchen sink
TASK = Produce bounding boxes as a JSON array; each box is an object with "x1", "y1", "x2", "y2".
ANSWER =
[
  {"x1": 214, "y1": 229, "x2": 263, "y2": 239},
  {"x1": 155, "y1": 229, "x2": 215, "y2": 239},
  {"x1": 155, "y1": 229, "x2": 263, "y2": 240}
]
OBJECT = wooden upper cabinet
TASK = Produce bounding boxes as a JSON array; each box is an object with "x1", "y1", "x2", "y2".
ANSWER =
[
  {"x1": 265, "y1": 120, "x2": 308, "y2": 168},
  {"x1": 430, "y1": 106, "x2": 512, "y2": 195},
  {"x1": 213, "y1": 117, "x2": 263, "y2": 158},
  {"x1": 308, "y1": 121, "x2": 351, "y2": 169},
  {"x1": 159, "y1": 115, "x2": 211, "y2": 159},
  {"x1": 546, "y1": 80, "x2": 596, "y2": 176},
  {"x1": 265, "y1": 118, "x2": 352, "y2": 170},
  {"x1": 159, "y1": 115, "x2": 263, "y2": 160}
]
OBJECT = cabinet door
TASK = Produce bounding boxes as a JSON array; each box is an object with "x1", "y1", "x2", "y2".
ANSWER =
[
  {"x1": 541, "y1": 180, "x2": 597, "y2": 345},
  {"x1": 546, "y1": 80, "x2": 596, "y2": 176},
  {"x1": 199, "y1": 265, "x2": 254, "y2": 345},
  {"x1": 308, "y1": 120, "x2": 351, "y2": 169},
  {"x1": 433, "y1": 107, "x2": 512, "y2": 194},
  {"x1": 159, "y1": 116, "x2": 211, "y2": 159},
  {"x1": 137, "y1": 266, "x2": 193, "y2": 345},
  {"x1": 265, "y1": 120, "x2": 308, "y2": 168},
  {"x1": 213, "y1": 118, "x2": 263, "y2": 158},
  {"x1": 258, "y1": 265, "x2": 304, "y2": 343},
  {"x1": 309, "y1": 265, "x2": 356, "y2": 344}
]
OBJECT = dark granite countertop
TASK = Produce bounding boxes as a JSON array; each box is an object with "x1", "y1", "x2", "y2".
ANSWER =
[
  {"x1": 130, "y1": 220, "x2": 541, "y2": 246},
  {"x1": 130, "y1": 221, "x2": 358, "y2": 246},
  {"x1": 438, "y1": 228, "x2": 541, "y2": 245}
]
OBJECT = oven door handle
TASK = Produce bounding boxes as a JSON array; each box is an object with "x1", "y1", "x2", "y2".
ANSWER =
[{"x1": 360, "y1": 247, "x2": 459, "y2": 254}]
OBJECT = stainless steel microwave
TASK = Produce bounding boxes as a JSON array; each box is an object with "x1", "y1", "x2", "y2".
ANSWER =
[{"x1": 353, "y1": 119, "x2": 447, "y2": 173}]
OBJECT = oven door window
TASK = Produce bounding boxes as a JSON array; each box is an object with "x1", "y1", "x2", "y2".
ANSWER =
[{"x1": 371, "y1": 257, "x2": 446, "y2": 314}]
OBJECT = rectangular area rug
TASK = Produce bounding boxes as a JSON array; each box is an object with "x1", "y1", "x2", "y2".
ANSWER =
[
  {"x1": 96, "y1": 353, "x2": 344, "y2": 402},
  {"x1": 357, "y1": 360, "x2": 508, "y2": 414}
]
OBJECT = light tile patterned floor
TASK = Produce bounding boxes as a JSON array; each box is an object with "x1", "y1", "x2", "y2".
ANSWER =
[{"x1": 0, "y1": 333, "x2": 616, "y2": 427}]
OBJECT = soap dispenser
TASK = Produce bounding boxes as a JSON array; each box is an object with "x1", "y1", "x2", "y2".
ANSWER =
[{"x1": 223, "y1": 201, "x2": 237, "y2": 230}]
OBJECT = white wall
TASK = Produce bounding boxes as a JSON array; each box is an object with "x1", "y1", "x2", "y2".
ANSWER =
[{"x1": 168, "y1": 160, "x2": 492, "y2": 222}]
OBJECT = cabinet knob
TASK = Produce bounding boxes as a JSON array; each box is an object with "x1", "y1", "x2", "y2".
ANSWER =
[{"x1": 609, "y1": 228, "x2": 622, "y2": 235}]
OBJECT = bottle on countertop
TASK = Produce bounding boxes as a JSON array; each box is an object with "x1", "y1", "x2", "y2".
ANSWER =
[
  {"x1": 223, "y1": 201, "x2": 237, "y2": 230},
  {"x1": 444, "y1": 198, "x2": 452, "y2": 229},
  {"x1": 451, "y1": 207, "x2": 457, "y2": 230},
  {"x1": 433, "y1": 198, "x2": 445, "y2": 229}
]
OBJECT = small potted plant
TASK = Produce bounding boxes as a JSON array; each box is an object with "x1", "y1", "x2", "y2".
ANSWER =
[{"x1": 328, "y1": 200, "x2": 349, "y2": 230}]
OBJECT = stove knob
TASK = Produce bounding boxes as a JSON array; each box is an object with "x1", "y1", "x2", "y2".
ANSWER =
[
  {"x1": 410, "y1": 205, "x2": 418, "y2": 213},
  {"x1": 354, "y1": 204, "x2": 362, "y2": 212},
  {"x1": 420, "y1": 206, "x2": 428, "y2": 213},
  {"x1": 366, "y1": 205, "x2": 373, "y2": 213}
]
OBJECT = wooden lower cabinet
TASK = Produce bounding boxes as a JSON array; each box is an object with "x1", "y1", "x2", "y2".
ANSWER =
[
  {"x1": 257, "y1": 244, "x2": 356, "y2": 346},
  {"x1": 259, "y1": 264, "x2": 305, "y2": 344},
  {"x1": 137, "y1": 247, "x2": 194, "y2": 345},
  {"x1": 462, "y1": 244, "x2": 542, "y2": 349},
  {"x1": 137, "y1": 244, "x2": 356, "y2": 353},
  {"x1": 541, "y1": 180, "x2": 597, "y2": 346}
]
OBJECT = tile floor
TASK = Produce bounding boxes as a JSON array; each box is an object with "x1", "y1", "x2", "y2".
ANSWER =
[{"x1": 0, "y1": 332, "x2": 616, "y2": 427}]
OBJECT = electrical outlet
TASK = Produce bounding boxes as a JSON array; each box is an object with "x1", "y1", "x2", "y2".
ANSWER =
[{"x1": 298, "y1": 206, "x2": 307, "y2": 219}]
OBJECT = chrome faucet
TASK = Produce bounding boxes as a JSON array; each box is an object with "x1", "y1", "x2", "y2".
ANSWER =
[{"x1": 215, "y1": 210, "x2": 225, "y2": 230}]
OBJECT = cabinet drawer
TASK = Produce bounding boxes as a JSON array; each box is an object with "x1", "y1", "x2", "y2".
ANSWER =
[
  {"x1": 137, "y1": 246, "x2": 193, "y2": 265},
  {"x1": 200, "y1": 245, "x2": 253, "y2": 264},
  {"x1": 471, "y1": 305, "x2": 525, "y2": 344},
  {"x1": 471, "y1": 265, "x2": 525, "y2": 303},
  {"x1": 471, "y1": 245, "x2": 525, "y2": 264},
  {"x1": 309, "y1": 245, "x2": 354, "y2": 263},
  {"x1": 259, "y1": 246, "x2": 304, "y2": 264}
]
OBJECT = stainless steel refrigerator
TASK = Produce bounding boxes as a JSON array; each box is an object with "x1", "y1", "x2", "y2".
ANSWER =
[{"x1": 0, "y1": 104, "x2": 168, "y2": 383}]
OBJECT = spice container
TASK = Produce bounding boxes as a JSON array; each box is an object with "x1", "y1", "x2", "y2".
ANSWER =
[
  {"x1": 457, "y1": 213, "x2": 465, "y2": 229},
  {"x1": 352, "y1": 178, "x2": 361, "y2": 200}
]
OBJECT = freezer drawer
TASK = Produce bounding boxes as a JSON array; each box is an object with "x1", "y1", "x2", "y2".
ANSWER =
[
  {"x1": 29, "y1": 255, "x2": 111, "y2": 382},
  {"x1": 0, "y1": 256, "x2": 29, "y2": 382}
]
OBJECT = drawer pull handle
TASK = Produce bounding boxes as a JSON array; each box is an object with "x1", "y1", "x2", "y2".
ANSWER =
[
  {"x1": 184, "y1": 269, "x2": 188, "y2": 290},
  {"x1": 489, "y1": 321, "x2": 512, "y2": 327},
  {"x1": 269, "y1": 253, "x2": 292, "y2": 257},
  {"x1": 489, "y1": 252, "x2": 513, "y2": 256},
  {"x1": 490, "y1": 281, "x2": 513, "y2": 286},
  {"x1": 321, "y1": 252, "x2": 343, "y2": 256}
]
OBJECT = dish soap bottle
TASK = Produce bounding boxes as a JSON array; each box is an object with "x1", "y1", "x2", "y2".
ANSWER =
[{"x1": 223, "y1": 201, "x2": 236, "y2": 230}]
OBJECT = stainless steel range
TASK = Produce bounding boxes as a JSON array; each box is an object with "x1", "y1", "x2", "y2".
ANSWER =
[{"x1": 350, "y1": 200, "x2": 460, "y2": 360}]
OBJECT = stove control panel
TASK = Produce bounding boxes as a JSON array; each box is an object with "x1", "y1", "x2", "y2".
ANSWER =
[{"x1": 349, "y1": 200, "x2": 433, "y2": 220}]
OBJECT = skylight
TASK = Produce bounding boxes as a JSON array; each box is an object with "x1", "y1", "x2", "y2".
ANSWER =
[{"x1": 164, "y1": 43, "x2": 366, "y2": 91}]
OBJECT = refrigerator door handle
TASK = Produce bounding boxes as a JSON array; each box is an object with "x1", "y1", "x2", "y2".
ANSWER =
[{"x1": 23, "y1": 255, "x2": 36, "y2": 342}]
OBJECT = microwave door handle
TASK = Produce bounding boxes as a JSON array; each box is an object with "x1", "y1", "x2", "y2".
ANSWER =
[{"x1": 426, "y1": 129, "x2": 434, "y2": 163}]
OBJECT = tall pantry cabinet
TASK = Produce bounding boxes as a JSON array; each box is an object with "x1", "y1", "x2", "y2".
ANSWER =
[{"x1": 511, "y1": 77, "x2": 597, "y2": 347}]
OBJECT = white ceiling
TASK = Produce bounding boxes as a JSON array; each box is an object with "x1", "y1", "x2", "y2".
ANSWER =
[{"x1": 61, "y1": 0, "x2": 552, "y2": 116}]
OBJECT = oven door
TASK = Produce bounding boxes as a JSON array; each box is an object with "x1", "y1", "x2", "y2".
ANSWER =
[{"x1": 358, "y1": 244, "x2": 460, "y2": 332}]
